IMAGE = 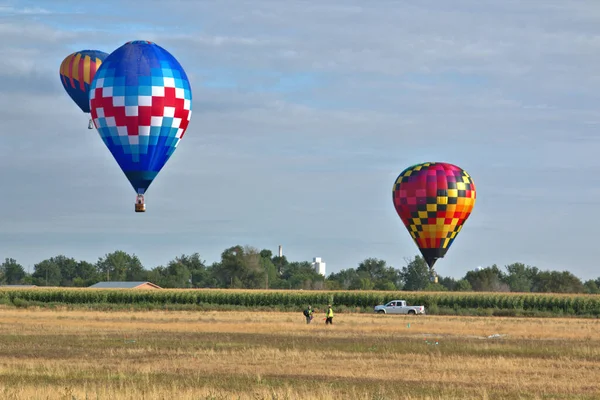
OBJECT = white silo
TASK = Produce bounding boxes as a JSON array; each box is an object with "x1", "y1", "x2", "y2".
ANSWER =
[{"x1": 312, "y1": 257, "x2": 326, "y2": 276}]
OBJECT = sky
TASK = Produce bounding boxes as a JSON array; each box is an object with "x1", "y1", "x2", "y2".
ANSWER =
[{"x1": 0, "y1": 0, "x2": 599, "y2": 280}]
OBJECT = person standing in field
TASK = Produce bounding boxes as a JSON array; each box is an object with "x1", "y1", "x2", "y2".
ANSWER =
[
  {"x1": 325, "y1": 304, "x2": 334, "y2": 325},
  {"x1": 303, "y1": 305, "x2": 313, "y2": 324}
]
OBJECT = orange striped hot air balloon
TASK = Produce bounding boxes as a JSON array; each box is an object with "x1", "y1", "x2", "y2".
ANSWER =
[{"x1": 59, "y1": 50, "x2": 108, "y2": 128}]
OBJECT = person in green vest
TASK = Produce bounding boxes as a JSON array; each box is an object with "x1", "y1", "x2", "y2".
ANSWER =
[
  {"x1": 303, "y1": 305, "x2": 313, "y2": 324},
  {"x1": 325, "y1": 304, "x2": 334, "y2": 325}
]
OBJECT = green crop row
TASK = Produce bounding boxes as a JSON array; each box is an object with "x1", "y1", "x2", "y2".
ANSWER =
[{"x1": 0, "y1": 288, "x2": 599, "y2": 316}]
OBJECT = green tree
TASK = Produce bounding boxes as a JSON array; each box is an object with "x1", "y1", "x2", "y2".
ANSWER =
[
  {"x1": 55, "y1": 256, "x2": 79, "y2": 286},
  {"x1": 212, "y1": 246, "x2": 267, "y2": 289},
  {"x1": 423, "y1": 282, "x2": 448, "y2": 291},
  {"x1": 465, "y1": 265, "x2": 509, "y2": 292},
  {"x1": 532, "y1": 270, "x2": 584, "y2": 293},
  {"x1": 326, "y1": 268, "x2": 359, "y2": 290},
  {"x1": 32, "y1": 256, "x2": 102, "y2": 287},
  {"x1": 400, "y1": 256, "x2": 430, "y2": 291},
  {"x1": 96, "y1": 251, "x2": 145, "y2": 282},
  {"x1": 45, "y1": 255, "x2": 84, "y2": 286},
  {"x1": 165, "y1": 253, "x2": 210, "y2": 288},
  {"x1": 455, "y1": 279, "x2": 473, "y2": 291},
  {"x1": 0, "y1": 258, "x2": 25, "y2": 285},
  {"x1": 212, "y1": 246, "x2": 244, "y2": 288},
  {"x1": 74, "y1": 261, "x2": 100, "y2": 286},
  {"x1": 164, "y1": 260, "x2": 192, "y2": 288},
  {"x1": 357, "y1": 258, "x2": 386, "y2": 279},
  {"x1": 146, "y1": 266, "x2": 166, "y2": 288},
  {"x1": 32, "y1": 258, "x2": 63, "y2": 286},
  {"x1": 437, "y1": 276, "x2": 472, "y2": 291},
  {"x1": 145, "y1": 254, "x2": 206, "y2": 288},
  {"x1": 438, "y1": 276, "x2": 458, "y2": 291},
  {"x1": 239, "y1": 246, "x2": 267, "y2": 289},
  {"x1": 9, "y1": 246, "x2": 599, "y2": 292},
  {"x1": 348, "y1": 271, "x2": 375, "y2": 290},
  {"x1": 357, "y1": 258, "x2": 402, "y2": 290},
  {"x1": 503, "y1": 262, "x2": 538, "y2": 292},
  {"x1": 378, "y1": 281, "x2": 398, "y2": 291},
  {"x1": 324, "y1": 279, "x2": 343, "y2": 290},
  {"x1": 583, "y1": 279, "x2": 599, "y2": 294},
  {"x1": 259, "y1": 250, "x2": 279, "y2": 289},
  {"x1": 271, "y1": 255, "x2": 288, "y2": 276},
  {"x1": 280, "y1": 261, "x2": 323, "y2": 290},
  {"x1": 260, "y1": 249, "x2": 273, "y2": 259}
]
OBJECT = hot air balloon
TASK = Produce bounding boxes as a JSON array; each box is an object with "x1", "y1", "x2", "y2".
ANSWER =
[
  {"x1": 59, "y1": 50, "x2": 109, "y2": 129},
  {"x1": 89, "y1": 40, "x2": 193, "y2": 212},
  {"x1": 392, "y1": 162, "x2": 476, "y2": 282}
]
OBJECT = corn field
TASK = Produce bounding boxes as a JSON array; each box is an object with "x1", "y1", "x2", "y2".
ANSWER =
[{"x1": 0, "y1": 288, "x2": 599, "y2": 316}]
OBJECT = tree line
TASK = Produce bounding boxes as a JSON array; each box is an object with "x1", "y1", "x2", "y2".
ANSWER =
[{"x1": 1, "y1": 245, "x2": 599, "y2": 294}]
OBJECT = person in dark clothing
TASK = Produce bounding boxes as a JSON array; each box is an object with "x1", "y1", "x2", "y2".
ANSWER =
[{"x1": 303, "y1": 305, "x2": 313, "y2": 324}]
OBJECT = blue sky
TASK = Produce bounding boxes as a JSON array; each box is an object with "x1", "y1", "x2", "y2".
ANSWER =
[{"x1": 1, "y1": 0, "x2": 599, "y2": 280}]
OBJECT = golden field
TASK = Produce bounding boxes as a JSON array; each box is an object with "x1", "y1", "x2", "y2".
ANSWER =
[{"x1": 0, "y1": 307, "x2": 598, "y2": 399}]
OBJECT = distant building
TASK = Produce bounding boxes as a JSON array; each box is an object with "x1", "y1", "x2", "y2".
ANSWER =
[
  {"x1": 311, "y1": 257, "x2": 326, "y2": 276},
  {"x1": 88, "y1": 281, "x2": 162, "y2": 289}
]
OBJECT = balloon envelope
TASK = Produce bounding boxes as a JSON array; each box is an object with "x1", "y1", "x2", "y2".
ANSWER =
[
  {"x1": 392, "y1": 162, "x2": 476, "y2": 268},
  {"x1": 60, "y1": 50, "x2": 108, "y2": 113},
  {"x1": 89, "y1": 40, "x2": 192, "y2": 195}
]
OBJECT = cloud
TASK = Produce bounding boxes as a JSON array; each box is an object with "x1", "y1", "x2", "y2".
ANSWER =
[
  {"x1": 0, "y1": 5, "x2": 51, "y2": 15},
  {"x1": 1, "y1": 0, "x2": 599, "y2": 279}
]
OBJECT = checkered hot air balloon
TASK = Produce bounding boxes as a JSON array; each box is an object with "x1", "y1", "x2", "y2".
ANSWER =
[
  {"x1": 392, "y1": 162, "x2": 476, "y2": 279},
  {"x1": 89, "y1": 40, "x2": 193, "y2": 213},
  {"x1": 59, "y1": 50, "x2": 108, "y2": 129}
]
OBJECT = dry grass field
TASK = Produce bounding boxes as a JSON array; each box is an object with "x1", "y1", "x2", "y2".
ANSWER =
[{"x1": 0, "y1": 307, "x2": 598, "y2": 399}]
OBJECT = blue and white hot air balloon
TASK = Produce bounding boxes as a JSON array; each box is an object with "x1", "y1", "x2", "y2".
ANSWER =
[{"x1": 89, "y1": 40, "x2": 193, "y2": 212}]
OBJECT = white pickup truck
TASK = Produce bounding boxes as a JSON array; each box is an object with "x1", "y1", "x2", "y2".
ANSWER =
[{"x1": 373, "y1": 300, "x2": 426, "y2": 315}]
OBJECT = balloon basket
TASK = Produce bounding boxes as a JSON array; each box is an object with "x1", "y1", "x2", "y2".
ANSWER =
[{"x1": 135, "y1": 195, "x2": 146, "y2": 212}]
